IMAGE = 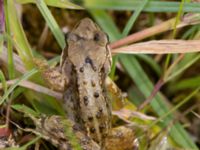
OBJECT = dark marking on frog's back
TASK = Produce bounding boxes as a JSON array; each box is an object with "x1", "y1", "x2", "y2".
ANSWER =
[
  {"x1": 91, "y1": 80, "x2": 96, "y2": 87},
  {"x1": 90, "y1": 127, "x2": 96, "y2": 133},
  {"x1": 99, "y1": 124, "x2": 105, "y2": 132},
  {"x1": 88, "y1": 116, "x2": 93, "y2": 121},
  {"x1": 79, "y1": 67, "x2": 84, "y2": 72},
  {"x1": 96, "y1": 111, "x2": 101, "y2": 119},
  {"x1": 83, "y1": 96, "x2": 89, "y2": 105},
  {"x1": 85, "y1": 56, "x2": 97, "y2": 71},
  {"x1": 94, "y1": 92, "x2": 99, "y2": 98}
]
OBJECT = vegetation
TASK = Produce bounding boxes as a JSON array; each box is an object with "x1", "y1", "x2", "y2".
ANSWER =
[{"x1": 0, "y1": 0, "x2": 200, "y2": 149}]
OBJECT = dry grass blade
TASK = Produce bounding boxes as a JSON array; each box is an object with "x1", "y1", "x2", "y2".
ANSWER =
[
  {"x1": 1, "y1": 46, "x2": 26, "y2": 73},
  {"x1": 112, "y1": 40, "x2": 200, "y2": 54},
  {"x1": 110, "y1": 13, "x2": 200, "y2": 49},
  {"x1": 0, "y1": 79, "x2": 62, "y2": 100}
]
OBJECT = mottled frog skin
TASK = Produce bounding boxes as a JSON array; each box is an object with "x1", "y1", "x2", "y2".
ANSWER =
[{"x1": 60, "y1": 18, "x2": 112, "y2": 146}]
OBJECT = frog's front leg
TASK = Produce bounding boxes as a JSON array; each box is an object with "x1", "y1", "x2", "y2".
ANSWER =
[{"x1": 33, "y1": 58, "x2": 68, "y2": 92}]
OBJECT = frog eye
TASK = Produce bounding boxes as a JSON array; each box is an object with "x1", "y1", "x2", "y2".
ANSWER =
[
  {"x1": 68, "y1": 33, "x2": 79, "y2": 42},
  {"x1": 94, "y1": 33, "x2": 100, "y2": 41},
  {"x1": 93, "y1": 32, "x2": 108, "y2": 46}
]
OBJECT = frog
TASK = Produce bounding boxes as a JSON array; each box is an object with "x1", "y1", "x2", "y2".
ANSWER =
[
  {"x1": 33, "y1": 18, "x2": 134, "y2": 150},
  {"x1": 36, "y1": 18, "x2": 112, "y2": 148},
  {"x1": 61, "y1": 18, "x2": 112, "y2": 146}
]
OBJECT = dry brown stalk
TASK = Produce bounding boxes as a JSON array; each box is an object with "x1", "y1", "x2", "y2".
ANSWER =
[{"x1": 112, "y1": 40, "x2": 200, "y2": 54}]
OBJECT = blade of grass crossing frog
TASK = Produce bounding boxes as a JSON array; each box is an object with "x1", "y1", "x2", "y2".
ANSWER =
[
  {"x1": 84, "y1": 0, "x2": 200, "y2": 13},
  {"x1": 35, "y1": 0, "x2": 66, "y2": 50},
  {"x1": 90, "y1": 10, "x2": 198, "y2": 149},
  {"x1": 0, "y1": 69, "x2": 38, "y2": 106}
]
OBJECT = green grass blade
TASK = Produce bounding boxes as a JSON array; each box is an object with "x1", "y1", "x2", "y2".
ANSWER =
[
  {"x1": 0, "y1": 70, "x2": 7, "y2": 92},
  {"x1": 150, "y1": 87, "x2": 200, "y2": 128},
  {"x1": 0, "y1": 0, "x2": 4, "y2": 54},
  {"x1": 171, "y1": 76, "x2": 200, "y2": 91},
  {"x1": 5, "y1": 136, "x2": 41, "y2": 150},
  {"x1": 4, "y1": 0, "x2": 15, "y2": 79},
  {"x1": 0, "y1": 69, "x2": 38, "y2": 105},
  {"x1": 182, "y1": 25, "x2": 200, "y2": 39},
  {"x1": 122, "y1": 0, "x2": 149, "y2": 36},
  {"x1": 7, "y1": 0, "x2": 34, "y2": 70},
  {"x1": 35, "y1": 0, "x2": 66, "y2": 50},
  {"x1": 16, "y1": 0, "x2": 83, "y2": 9},
  {"x1": 12, "y1": 104, "x2": 39, "y2": 117},
  {"x1": 84, "y1": 0, "x2": 200, "y2": 13},
  {"x1": 166, "y1": 54, "x2": 200, "y2": 82},
  {"x1": 172, "y1": 0, "x2": 185, "y2": 37},
  {"x1": 136, "y1": 54, "x2": 161, "y2": 76}
]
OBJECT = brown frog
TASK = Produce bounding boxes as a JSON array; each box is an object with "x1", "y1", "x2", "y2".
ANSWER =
[
  {"x1": 61, "y1": 18, "x2": 112, "y2": 146},
  {"x1": 34, "y1": 18, "x2": 137, "y2": 150}
]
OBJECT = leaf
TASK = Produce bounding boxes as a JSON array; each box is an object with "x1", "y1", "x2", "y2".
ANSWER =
[
  {"x1": 122, "y1": 0, "x2": 149, "y2": 36},
  {"x1": 35, "y1": 0, "x2": 66, "y2": 50},
  {"x1": 16, "y1": 0, "x2": 83, "y2": 9},
  {"x1": 7, "y1": 0, "x2": 34, "y2": 70},
  {"x1": 0, "y1": 69, "x2": 38, "y2": 105},
  {"x1": 171, "y1": 76, "x2": 200, "y2": 91},
  {"x1": 11, "y1": 104, "x2": 39, "y2": 117},
  {"x1": 0, "y1": 70, "x2": 7, "y2": 92},
  {"x1": 84, "y1": 0, "x2": 200, "y2": 13}
]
